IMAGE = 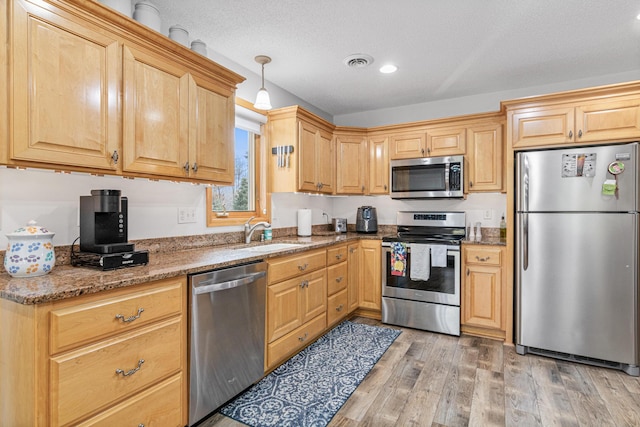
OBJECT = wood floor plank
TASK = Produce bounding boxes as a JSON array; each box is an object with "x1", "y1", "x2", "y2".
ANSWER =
[
  {"x1": 503, "y1": 345, "x2": 542, "y2": 425},
  {"x1": 469, "y1": 368, "x2": 506, "y2": 427},
  {"x1": 529, "y1": 356, "x2": 580, "y2": 427},
  {"x1": 587, "y1": 365, "x2": 640, "y2": 426}
]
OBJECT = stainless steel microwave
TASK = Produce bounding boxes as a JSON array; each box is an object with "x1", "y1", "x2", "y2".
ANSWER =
[{"x1": 390, "y1": 155, "x2": 464, "y2": 199}]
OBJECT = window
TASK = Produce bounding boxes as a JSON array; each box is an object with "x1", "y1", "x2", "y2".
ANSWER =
[{"x1": 206, "y1": 101, "x2": 269, "y2": 227}]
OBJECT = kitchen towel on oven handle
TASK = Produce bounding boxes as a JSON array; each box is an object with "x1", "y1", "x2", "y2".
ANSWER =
[
  {"x1": 390, "y1": 242, "x2": 407, "y2": 276},
  {"x1": 431, "y1": 245, "x2": 447, "y2": 267},
  {"x1": 410, "y1": 244, "x2": 431, "y2": 281}
]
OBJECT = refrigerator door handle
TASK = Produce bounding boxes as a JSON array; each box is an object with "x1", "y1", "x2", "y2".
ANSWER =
[
  {"x1": 522, "y1": 154, "x2": 529, "y2": 213},
  {"x1": 523, "y1": 213, "x2": 529, "y2": 271}
]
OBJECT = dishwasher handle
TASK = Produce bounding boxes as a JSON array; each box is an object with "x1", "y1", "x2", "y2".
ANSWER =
[{"x1": 193, "y1": 271, "x2": 266, "y2": 295}]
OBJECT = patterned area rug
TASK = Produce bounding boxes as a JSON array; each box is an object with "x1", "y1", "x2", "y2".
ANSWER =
[{"x1": 220, "y1": 320, "x2": 401, "y2": 427}]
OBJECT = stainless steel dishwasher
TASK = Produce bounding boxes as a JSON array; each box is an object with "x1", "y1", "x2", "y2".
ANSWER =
[{"x1": 188, "y1": 261, "x2": 267, "y2": 426}]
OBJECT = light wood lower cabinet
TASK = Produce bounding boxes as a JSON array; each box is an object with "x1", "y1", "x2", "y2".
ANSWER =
[
  {"x1": 357, "y1": 239, "x2": 382, "y2": 318},
  {"x1": 266, "y1": 249, "x2": 327, "y2": 369},
  {"x1": 461, "y1": 244, "x2": 506, "y2": 339},
  {"x1": 347, "y1": 242, "x2": 360, "y2": 312},
  {"x1": 0, "y1": 277, "x2": 188, "y2": 427},
  {"x1": 326, "y1": 244, "x2": 349, "y2": 326}
]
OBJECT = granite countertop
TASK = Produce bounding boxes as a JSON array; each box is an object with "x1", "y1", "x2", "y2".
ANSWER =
[{"x1": 0, "y1": 232, "x2": 390, "y2": 305}]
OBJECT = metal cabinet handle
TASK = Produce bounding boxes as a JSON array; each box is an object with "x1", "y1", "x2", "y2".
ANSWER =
[
  {"x1": 475, "y1": 256, "x2": 490, "y2": 262},
  {"x1": 115, "y1": 308, "x2": 144, "y2": 323},
  {"x1": 336, "y1": 304, "x2": 344, "y2": 312},
  {"x1": 469, "y1": 181, "x2": 473, "y2": 188},
  {"x1": 349, "y1": 248, "x2": 356, "y2": 253},
  {"x1": 115, "y1": 359, "x2": 144, "y2": 377},
  {"x1": 183, "y1": 161, "x2": 190, "y2": 172},
  {"x1": 384, "y1": 184, "x2": 388, "y2": 191},
  {"x1": 298, "y1": 263, "x2": 308, "y2": 271},
  {"x1": 300, "y1": 280, "x2": 309, "y2": 288},
  {"x1": 578, "y1": 129, "x2": 583, "y2": 138},
  {"x1": 361, "y1": 185, "x2": 365, "y2": 191},
  {"x1": 335, "y1": 253, "x2": 343, "y2": 260},
  {"x1": 569, "y1": 130, "x2": 573, "y2": 139},
  {"x1": 427, "y1": 147, "x2": 431, "y2": 154},
  {"x1": 466, "y1": 268, "x2": 470, "y2": 276},
  {"x1": 111, "y1": 150, "x2": 119, "y2": 165},
  {"x1": 192, "y1": 162, "x2": 198, "y2": 172},
  {"x1": 336, "y1": 276, "x2": 343, "y2": 283},
  {"x1": 298, "y1": 332, "x2": 308, "y2": 342},
  {"x1": 421, "y1": 148, "x2": 425, "y2": 155}
]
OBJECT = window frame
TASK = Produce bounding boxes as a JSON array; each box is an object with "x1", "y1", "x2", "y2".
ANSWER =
[{"x1": 206, "y1": 98, "x2": 270, "y2": 227}]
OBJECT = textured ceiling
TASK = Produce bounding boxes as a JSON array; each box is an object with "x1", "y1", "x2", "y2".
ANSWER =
[{"x1": 149, "y1": 0, "x2": 640, "y2": 116}]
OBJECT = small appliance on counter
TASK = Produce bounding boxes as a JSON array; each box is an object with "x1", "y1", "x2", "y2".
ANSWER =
[
  {"x1": 297, "y1": 209, "x2": 312, "y2": 236},
  {"x1": 72, "y1": 189, "x2": 148, "y2": 270},
  {"x1": 332, "y1": 218, "x2": 347, "y2": 233},
  {"x1": 356, "y1": 206, "x2": 378, "y2": 233}
]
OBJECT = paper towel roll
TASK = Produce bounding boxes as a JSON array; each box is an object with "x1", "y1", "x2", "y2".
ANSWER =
[{"x1": 297, "y1": 209, "x2": 312, "y2": 236}]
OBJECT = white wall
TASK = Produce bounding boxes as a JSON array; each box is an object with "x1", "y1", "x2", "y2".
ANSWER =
[{"x1": 334, "y1": 70, "x2": 640, "y2": 127}]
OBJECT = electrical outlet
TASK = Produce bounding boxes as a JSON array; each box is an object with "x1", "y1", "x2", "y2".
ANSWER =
[
  {"x1": 483, "y1": 209, "x2": 492, "y2": 220},
  {"x1": 178, "y1": 207, "x2": 197, "y2": 224}
]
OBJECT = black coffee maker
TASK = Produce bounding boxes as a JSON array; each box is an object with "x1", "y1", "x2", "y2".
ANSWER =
[{"x1": 80, "y1": 189, "x2": 134, "y2": 254}]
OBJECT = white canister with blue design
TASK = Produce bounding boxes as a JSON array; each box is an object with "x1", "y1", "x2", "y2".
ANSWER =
[{"x1": 4, "y1": 220, "x2": 56, "y2": 277}]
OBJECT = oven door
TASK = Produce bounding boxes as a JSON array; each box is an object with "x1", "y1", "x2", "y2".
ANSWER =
[{"x1": 382, "y1": 243, "x2": 460, "y2": 306}]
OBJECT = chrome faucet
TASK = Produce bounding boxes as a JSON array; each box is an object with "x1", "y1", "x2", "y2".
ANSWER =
[{"x1": 244, "y1": 216, "x2": 271, "y2": 244}]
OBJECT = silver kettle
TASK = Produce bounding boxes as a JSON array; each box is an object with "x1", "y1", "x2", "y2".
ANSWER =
[{"x1": 355, "y1": 206, "x2": 378, "y2": 233}]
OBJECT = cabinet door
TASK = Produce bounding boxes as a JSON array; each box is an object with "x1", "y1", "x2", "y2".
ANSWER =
[
  {"x1": 336, "y1": 133, "x2": 367, "y2": 194},
  {"x1": 298, "y1": 120, "x2": 319, "y2": 191},
  {"x1": 191, "y1": 77, "x2": 235, "y2": 183},
  {"x1": 11, "y1": 1, "x2": 119, "y2": 171},
  {"x1": 466, "y1": 123, "x2": 503, "y2": 192},
  {"x1": 369, "y1": 135, "x2": 389, "y2": 194},
  {"x1": 267, "y1": 276, "x2": 303, "y2": 342},
  {"x1": 426, "y1": 126, "x2": 466, "y2": 156},
  {"x1": 510, "y1": 106, "x2": 575, "y2": 148},
  {"x1": 347, "y1": 243, "x2": 360, "y2": 312},
  {"x1": 301, "y1": 270, "x2": 327, "y2": 324},
  {"x1": 316, "y1": 129, "x2": 335, "y2": 193},
  {"x1": 122, "y1": 45, "x2": 190, "y2": 178},
  {"x1": 576, "y1": 97, "x2": 640, "y2": 143},
  {"x1": 463, "y1": 264, "x2": 502, "y2": 330},
  {"x1": 359, "y1": 240, "x2": 381, "y2": 311},
  {"x1": 390, "y1": 132, "x2": 426, "y2": 159}
]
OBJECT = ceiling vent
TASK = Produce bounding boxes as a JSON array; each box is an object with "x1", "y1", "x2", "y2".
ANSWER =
[{"x1": 343, "y1": 54, "x2": 374, "y2": 68}]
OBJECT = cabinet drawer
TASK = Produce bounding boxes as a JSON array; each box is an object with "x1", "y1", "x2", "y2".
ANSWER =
[
  {"x1": 327, "y1": 289, "x2": 348, "y2": 327},
  {"x1": 50, "y1": 277, "x2": 184, "y2": 354},
  {"x1": 267, "y1": 249, "x2": 326, "y2": 284},
  {"x1": 327, "y1": 262, "x2": 348, "y2": 295},
  {"x1": 327, "y1": 245, "x2": 347, "y2": 266},
  {"x1": 51, "y1": 317, "x2": 182, "y2": 426},
  {"x1": 267, "y1": 313, "x2": 326, "y2": 369},
  {"x1": 76, "y1": 374, "x2": 183, "y2": 426},
  {"x1": 464, "y1": 246, "x2": 503, "y2": 266}
]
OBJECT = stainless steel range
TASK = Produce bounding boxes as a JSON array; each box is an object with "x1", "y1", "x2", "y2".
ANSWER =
[{"x1": 382, "y1": 211, "x2": 465, "y2": 336}]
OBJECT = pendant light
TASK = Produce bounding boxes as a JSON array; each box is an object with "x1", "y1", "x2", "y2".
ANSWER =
[{"x1": 253, "y1": 55, "x2": 273, "y2": 110}]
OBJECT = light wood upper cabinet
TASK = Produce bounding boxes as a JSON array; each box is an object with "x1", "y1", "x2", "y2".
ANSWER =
[
  {"x1": 335, "y1": 130, "x2": 367, "y2": 194},
  {"x1": 508, "y1": 94, "x2": 640, "y2": 149},
  {"x1": 466, "y1": 122, "x2": 503, "y2": 193},
  {"x1": 122, "y1": 45, "x2": 191, "y2": 178},
  {"x1": 426, "y1": 126, "x2": 466, "y2": 157},
  {"x1": 191, "y1": 77, "x2": 235, "y2": 183},
  {"x1": 6, "y1": 0, "x2": 244, "y2": 183},
  {"x1": 368, "y1": 135, "x2": 390, "y2": 195},
  {"x1": 268, "y1": 106, "x2": 336, "y2": 194},
  {"x1": 390, "y1": 132, "x2": 426, "y2": 159},
  {"x1": 10, "y1": 0, "x2": 120, "y2": 171}
]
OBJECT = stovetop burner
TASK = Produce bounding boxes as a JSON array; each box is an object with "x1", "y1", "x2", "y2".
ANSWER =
[{"x1": 384, "y1": 211, "x2": 466, "y2": 245}]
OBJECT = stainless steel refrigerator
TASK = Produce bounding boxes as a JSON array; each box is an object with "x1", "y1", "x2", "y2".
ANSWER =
[{"x1": 515, "y1": 142, "x2": 639, "y2": 376}]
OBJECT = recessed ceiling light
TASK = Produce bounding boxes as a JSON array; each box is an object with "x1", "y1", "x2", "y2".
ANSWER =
[{"x1": 379, "y1": 64, "x2": 398, "y2": 74}]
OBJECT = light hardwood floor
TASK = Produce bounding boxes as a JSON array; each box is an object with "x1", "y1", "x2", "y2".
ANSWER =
[{"x1": 201, "y1": 317, "x2": 640, "y2": 427}]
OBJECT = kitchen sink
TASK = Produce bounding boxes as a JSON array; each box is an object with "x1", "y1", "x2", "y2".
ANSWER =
[{"x1": 236, "y1": 243, "x2": 304, "y2": 253}]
